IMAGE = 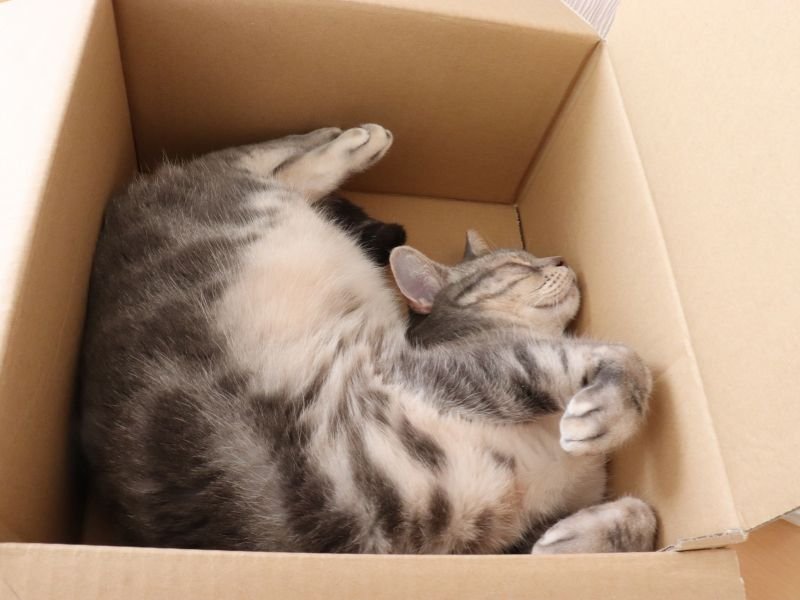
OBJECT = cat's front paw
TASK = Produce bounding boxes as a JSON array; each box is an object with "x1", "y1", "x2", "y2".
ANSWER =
[
  {"x1": 559, "y1": 385, "x2": 638, "y2": 455},
  {"x1": 531, "y1": 497, "x2": 657, "y2": 554},
  {"x1": 560, "y1": 348, "x2": 651, "y2": 456}
]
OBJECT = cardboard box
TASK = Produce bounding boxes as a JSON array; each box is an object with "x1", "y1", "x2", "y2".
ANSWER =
[{"x1": 1, "y1": 0, "x2": 798, "y2": 596}]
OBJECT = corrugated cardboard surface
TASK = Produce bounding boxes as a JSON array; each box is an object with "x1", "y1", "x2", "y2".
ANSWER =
[
  {"x1": 517, "y1": 45, "x2": 740, "y2": 547},
  {"x1": 610, "y1": 0, "x2": 800, "y2": 531},
  {"x1": 113, "y1": 0, "x2": 597, "y2": 203},
  {"x1": 0, "y1": 0, "x2": 136, "y2": 542},
  {"x1": 0, "y1": 544, "x2": 745, "y2": 600}
]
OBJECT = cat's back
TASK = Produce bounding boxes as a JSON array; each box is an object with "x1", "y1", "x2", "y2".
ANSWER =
[
  {"x1": 78, "y1": 150, "x2": 402, "y2": 549},
  {"x1": 79, "y1": 156, "x2": 289, "y2": 544},
  {"x1": 82, "y1": 156, "x2": 269, "y2": 400}
]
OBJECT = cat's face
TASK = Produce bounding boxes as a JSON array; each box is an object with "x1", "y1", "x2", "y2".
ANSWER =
[
  {"x1": 447, "y1": 246, "x2": 580, "y2": 335},
  {"x1": 390, "y1": 230, "x2": 580, "y2": 338}
]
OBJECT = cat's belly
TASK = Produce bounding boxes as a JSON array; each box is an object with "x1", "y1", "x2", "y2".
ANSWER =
[
  {"x1": 440, "y1": 414, "x2": 607, "y2": 521},
  {"x1": 492, "y1": 416, "x2": 608, "y2": 518},
  {"x1": 385, "y1": 399, "x2": 607, "y2": 552},
  {"x1": 215, "y1": 203, "x2": 404, "y2": 393}
]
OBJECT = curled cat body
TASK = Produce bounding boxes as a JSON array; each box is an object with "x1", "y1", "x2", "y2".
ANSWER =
[{"x1": 80, "y1": 125, "x2": 656, "y2": 554}]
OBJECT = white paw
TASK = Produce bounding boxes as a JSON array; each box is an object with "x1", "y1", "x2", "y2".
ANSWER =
[
  {"x1": 531, "y1": 498, "x2": 656, "y2": 554},
  {"x1": 293, "y1": 127, "x2": 343, "y2": 148},
  {"x1": 329, "y1": 124, "x2": 393, "y2": 168},
  {"x1": 559, "y1": 383, "x2": 642, "y2": 456},
  {"x1": 334, "y1": 126, "x2": 371, "y2": 149},
  {"x1": 273, "y1": 124, "x2": 392, "y2": 198}
]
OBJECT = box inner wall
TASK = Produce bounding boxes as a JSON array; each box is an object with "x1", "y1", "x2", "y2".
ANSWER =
[{"x1": 4, "y1": 0, "x2": 753, "y2": 555}]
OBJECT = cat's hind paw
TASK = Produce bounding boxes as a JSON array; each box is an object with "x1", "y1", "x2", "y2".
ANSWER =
[
  {"x1": 531, "y1": 497, "x2": 657, "y2": 554},
  {"x1": 276, "y1": 124, "x2": 392, "y2": 200},
  {"x1": 333, "y1": 124, "x2": 393, "y2": 168}
]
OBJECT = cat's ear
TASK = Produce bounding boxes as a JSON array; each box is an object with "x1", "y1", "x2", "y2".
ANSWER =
[
  {"x1": 464, "y1": 229, "x2": 491, "y2": 260},
  {"x1": 389, "y1": 246, "x2": 448, "y2": 314}
]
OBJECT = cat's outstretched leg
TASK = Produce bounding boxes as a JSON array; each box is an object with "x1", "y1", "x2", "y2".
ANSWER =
[
  {"x1": 237, "y1": 125, "x2": 391, "y2": 200},
  {"x1": 274, "y1": 124, "x2": 392, "y2": 201},
  {"x1": 399, "y1": 337, "x2": 650, "y2": 445},
  {"x1": 236, "y1": 127, "x2": 344, "y2": 175},
  {"x1": 531, "y1": 497, "x2": 657, "y2": 554}
]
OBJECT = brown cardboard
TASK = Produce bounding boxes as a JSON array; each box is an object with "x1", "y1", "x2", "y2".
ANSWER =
[
  {"x1": 0, "y1": 0, "x2": 135, "y2": 543},
  {"x1": 517, "y1": 44, "x2": 741, "y2": 549},
  {"x1": 113, "y1": 0, "x2": 597, "y2": 203},
  {"x1": 0, "y1": 0, "x2": 795, "y2": 595},
  {"x1": 0, "y1": 544, "x2": 745, "y2": 600},
  {"x1": 609, "y1": 0, "x2": 800, "y2": 533}
]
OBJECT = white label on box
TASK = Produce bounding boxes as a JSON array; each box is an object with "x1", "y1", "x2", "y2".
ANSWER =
[{"x1": 562, "y1": 0, "x2": 619, "y2": 37}]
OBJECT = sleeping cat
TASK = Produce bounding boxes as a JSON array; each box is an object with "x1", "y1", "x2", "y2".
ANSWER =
[{"x1": 80, "y1": 125, "x2": 656, "y2": 554}]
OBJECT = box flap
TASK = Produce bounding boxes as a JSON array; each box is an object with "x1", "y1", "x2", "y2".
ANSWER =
[
  {"x1": 0, "y1": 544, "x2": 745, "y2": 599},
  {"x1": 344, "y1": 0, "x2": 599, "y2": 34},
  {"x1": 114, "y1": 0, "x2": 597, "y2": 203},
  {"x1": 608, "y1": 2, "x2": 800, "y2": 531},
  {"x1": 0, "y1": 0, "x2": 136, "y2": 542}
]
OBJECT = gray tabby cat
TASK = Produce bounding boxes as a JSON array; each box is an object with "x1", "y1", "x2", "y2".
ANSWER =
[{"x1": 80, "y1": 125, "x2": 656, "y2": 554}]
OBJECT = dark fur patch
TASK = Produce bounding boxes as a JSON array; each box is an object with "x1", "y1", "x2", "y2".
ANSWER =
[
  {"x1": 250, "y1": 393, "x2": 361, "y2": 552},
  {"x1": 143, "y1": 298, "x2": 223, "y2": 366},
  {"x1": 316, "y1": 194, "x2": 406, "y2": 266},
  {"x1": 458, "y1": 273, "x2": 529, "y2": 307},
  {"x1": 428, "y1": 486, "x2": 452, "y2": 537},
  {"x1": 216, "y1": 370, "x2": 249, "y2": 398},
  {"x1": 365, "y1": 388, "x2": 390, "y2": 427},
  {"x1": 502, "y1": 517, "x2": 563, "y2": 554},
  {"x1": 407, "y1": 517, "x2": 426, "y2": 552},
  {"x1": 511, "y1": 345, "x2": 559, "y2": 415},
  {"x1": 559, "y1": 347, "x2": 570, "y2": 374},
  {"x1": 606, "y1": 522, "x2": 635, "y2": 552},
  {"x1": 594, "y1": 360, "x2": 645, "y2": 414},
  {"x1": 489, "y1": 450, "x2": 516, "y2": 471},
  {"x1": 406, "y1": 306, "x2": 491, "y2": 347},
  {"x1": 137, "y1": 391, "x2": 249, "y2": 549},
  {"x1": 462, "y1": 509, "x2": 495, "y2": 553},
  {"x1": 349, "y1": 434, "x2": 404, "y2": 543},
  {"x1": 301, "y1": 367, "x2": 329, "y2": 407},
  {"x1": 452, "y1": 269, "x2": 498, "y2": 303},
  {"x1": 399, "y1": 416, "x2": 445, "y2": 471},
  {"x1": 453, "y1": 263, "x2": 534, "y2": 306}
]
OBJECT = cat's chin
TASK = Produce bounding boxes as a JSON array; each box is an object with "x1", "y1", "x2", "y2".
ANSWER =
[
  {"x1": 549, "y1": 287, "x2": 581, "y2": 329},
  {"x1": 535, "y1": 285, "x2": 580, "y2": 310}
]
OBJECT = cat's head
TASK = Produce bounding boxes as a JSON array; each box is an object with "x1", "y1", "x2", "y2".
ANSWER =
[{"x1": 390, "y1": 230, "x2": 580, "y2": 344}]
